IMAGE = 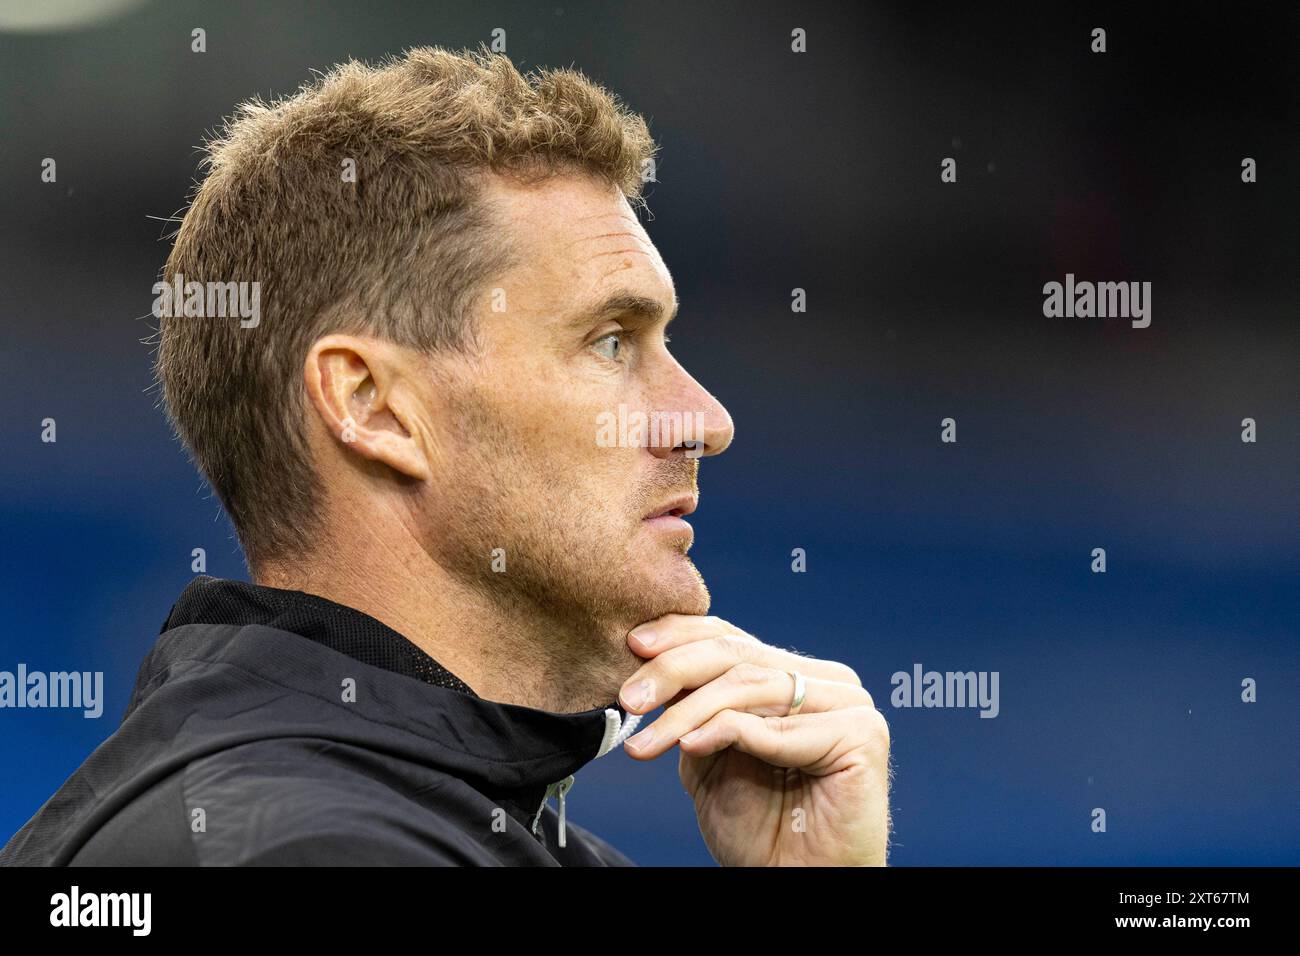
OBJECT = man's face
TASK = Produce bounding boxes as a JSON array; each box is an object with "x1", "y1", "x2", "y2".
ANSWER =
[{"x1": 418, "y1": 173, "x2": 734, "y2": 648}]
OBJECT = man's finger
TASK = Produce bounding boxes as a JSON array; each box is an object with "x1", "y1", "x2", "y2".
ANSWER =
[
  {"x1": 628, "y1": 614, "x2": 754, "y2": 655},
  {"x1": 620, "y1": 631, "x2": 863, "y2": 714},
  {"x1": 623, "y1": 665, "x2": 872, "y2": 759},
  {"x1": 676, "y1": 706, "x2": 890, "y2": 778}
]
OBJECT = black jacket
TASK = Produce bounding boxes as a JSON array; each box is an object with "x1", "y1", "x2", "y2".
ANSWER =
[{"x1": 0, "y1": 576, "x2": 640, "y2": 866}]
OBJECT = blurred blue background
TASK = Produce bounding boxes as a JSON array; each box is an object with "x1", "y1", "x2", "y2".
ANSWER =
[{"x1": 1, "y1": 1, "x2": 1297, "y2": 864}]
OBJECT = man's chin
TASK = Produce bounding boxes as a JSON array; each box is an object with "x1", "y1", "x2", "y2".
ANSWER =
[{"x1": 632, "y1": 553, "x2": 710, "y2": 620}]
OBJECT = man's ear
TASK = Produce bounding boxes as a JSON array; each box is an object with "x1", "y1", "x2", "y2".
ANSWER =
[{"x1": 303, "y1": 334, "x2": 432, "y2": 482}]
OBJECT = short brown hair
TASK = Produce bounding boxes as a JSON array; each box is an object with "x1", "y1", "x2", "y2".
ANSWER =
[{"x1": 155, "y1": 46, "x2": 656, "y2": 570}]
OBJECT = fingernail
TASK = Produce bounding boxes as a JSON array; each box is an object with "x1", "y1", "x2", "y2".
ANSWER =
[
  {"x1": 625, "y1": 727, "x2": 655, "y2": 752},
  {"x1": 620, "y1": 678, "x2": 654, "y2": 712},
  {"x1": 679, "y1": 729, "x2": 702, "y2": 745},
  {"x1": 630, "y1": 627, "x2": 657, "y2": 648}
]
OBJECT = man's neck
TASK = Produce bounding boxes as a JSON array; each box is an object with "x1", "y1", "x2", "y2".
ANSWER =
[{"x1": 256, "y1": 541, "x2": 637, "y2": 713}]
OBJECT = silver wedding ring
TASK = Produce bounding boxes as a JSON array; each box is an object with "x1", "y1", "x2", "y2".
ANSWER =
[{"x1": 788, "y1": 670, "x2": 806, "y2": 716}]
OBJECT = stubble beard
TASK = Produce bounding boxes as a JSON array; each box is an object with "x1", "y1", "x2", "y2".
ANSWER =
[{"x1": 423, "y1": 388, "x2": 709, "y2": 705}]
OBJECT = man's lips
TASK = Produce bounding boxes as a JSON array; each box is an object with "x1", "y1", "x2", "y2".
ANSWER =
[
  {"x1": 642, "y1": 494, "x2": 698, "y2": 521},
  {"x1": 642, "y1": 494, "x2": 697, "y2": 544}
]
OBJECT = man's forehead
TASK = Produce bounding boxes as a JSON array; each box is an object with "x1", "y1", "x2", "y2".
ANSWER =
[
  {"x1": 490, "y1": 175, "x2": 674, "y2": 311},
  {"x1": 510, "y1": 182, "x2": 651, "y2": 254}
]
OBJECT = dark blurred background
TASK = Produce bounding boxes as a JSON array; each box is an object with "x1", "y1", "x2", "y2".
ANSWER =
[{"x1": 1, "y1": 0, "x2": 1297, "y2": 865}]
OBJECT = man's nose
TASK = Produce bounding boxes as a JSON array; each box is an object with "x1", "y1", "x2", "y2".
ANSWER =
[{"x1": 645, "y1": 372, "x2": 734, "y2": 461}]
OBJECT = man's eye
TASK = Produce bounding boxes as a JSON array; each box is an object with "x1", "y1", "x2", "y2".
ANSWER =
[{"x1": 591, "y1": 332, "x2": 623, "y2": 361}]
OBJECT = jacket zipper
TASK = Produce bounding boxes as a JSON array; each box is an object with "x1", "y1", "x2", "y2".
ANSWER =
[
  {"x1": 527, "y1": 709, "x2": 642, "y2": 852},
  {"x1": 530, "y1": 774, "x2": 575, "y2": 848}
]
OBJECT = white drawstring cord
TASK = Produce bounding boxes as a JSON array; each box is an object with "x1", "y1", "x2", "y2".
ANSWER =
[
  {"x1": 534, "y1": 708, "x2": 644, "y2": 848},
  {"x1": 596, "y1": 706, "x2": 643, "y2": 757}
]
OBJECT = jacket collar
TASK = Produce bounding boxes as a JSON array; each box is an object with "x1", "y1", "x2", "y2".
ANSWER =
[
  {"x1": 162, "y1": 575, "x2": 477, "y2": 696},
  {"x1": 153, "y1": 575, "x2": 637, "y2": 829}
]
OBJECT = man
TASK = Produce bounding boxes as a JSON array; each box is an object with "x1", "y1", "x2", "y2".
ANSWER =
[{"x1": 1, "y1": 47, "x2": 890, "y2": 866}]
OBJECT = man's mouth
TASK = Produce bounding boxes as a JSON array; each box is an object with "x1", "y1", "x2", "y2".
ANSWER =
[
  {"x1": 641, "y1": 494, "x2": 698, "y2": 543},
  {"x1": 643, "y1": 494, "x2": 698, "y2": 521}
]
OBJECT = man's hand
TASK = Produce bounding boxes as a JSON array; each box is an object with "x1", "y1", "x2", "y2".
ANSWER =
[{"x1": 618, "y1": 614, "x2": 891, "y2": 866}]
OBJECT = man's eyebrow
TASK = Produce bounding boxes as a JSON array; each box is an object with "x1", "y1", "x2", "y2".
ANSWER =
[{"x1": 577, "y1": 292, "x2": 678, "y2": 327}]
